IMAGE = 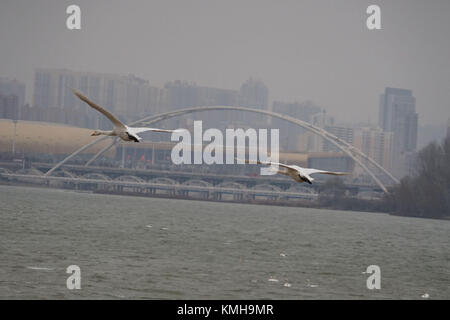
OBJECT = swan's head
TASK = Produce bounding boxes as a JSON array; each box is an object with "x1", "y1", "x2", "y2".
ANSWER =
[{"x1": 91, "y1": 130, "x2": 102, "y2": 136}]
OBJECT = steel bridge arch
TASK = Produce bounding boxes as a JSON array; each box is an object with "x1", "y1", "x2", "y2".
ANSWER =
[{"x1": 44, "y1": 106, "x2": 398, "y2": 193}]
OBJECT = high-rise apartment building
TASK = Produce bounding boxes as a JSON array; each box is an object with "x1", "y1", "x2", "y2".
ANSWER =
[
  {"x1": 0, "y1": 94, "x2": 19, "y2": 120},
  {"x1": 162, "y1": 80, "x2": 241, "y2": 130},
  {"x1": 323, "y1": 125, "x2": 354, "y2": 153},
  {"x1": 33, "y1": 69, "x2": 164, "y2": 128},
  {"x1": 297, "y1": 111, "x2": 335, "y2": 152},
  {"x1": 379, "y1": 87, "x2": 418, "y2": 152},
  {"x1": 238, "y1": 78, "x2": 269, "y2": 126},
  {"x1": 379, "y1": 87, "x2": 418, "y2": 177},
  {"x1": 0, "y1": 77, "x2": 25, "y2": 109},
  {"x1": 239, "y1": 78, "x2": 268, "y2": 109},
  {"x1": 354, "y1": 126, "x2": 394, "y2": 172}
]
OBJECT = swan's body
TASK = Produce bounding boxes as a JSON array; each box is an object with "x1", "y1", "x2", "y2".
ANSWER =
[
  {"x1": 242, "y1": 159, "x2": 349, "y2": 184},
  {"x1": 73, "y1": 89, "x2": 177, "y2": 142}
]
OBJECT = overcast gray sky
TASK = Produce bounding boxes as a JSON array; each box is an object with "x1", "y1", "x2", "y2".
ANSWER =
[{"x1": 0, "y1": 0, "x2": 449, "y2": 125}]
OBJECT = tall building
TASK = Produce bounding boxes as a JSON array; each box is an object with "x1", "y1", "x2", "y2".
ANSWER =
[
  {"x1": 323, "y1": 125, "x2": 354, "y2": 153},
  {"x1": 33, "y1": 69, "x2": 164, "y2": 129},
  {"x1": 379, "y1": 87, "x2": 418, "y2": 177},
  {"x1": 162, "y1": 80, "x2": 240, "y2": 130},
  {"x1": 272, "y1": 100, "x2": 321, "y2": 121},
  {"x1": 298, "y1": 124, "x2": 354, "y2": 153},
  {"x1": 379, "y1": 87, "x2": 418, "y2": 152},
  {"x1": 238, "y1": 78, "x2": 269, "y2": 126},
  {"x1": 0, "y1": 77, "x2": 25, "y2": 109},
  {"x1": 163, "y1": 78, "x2": 269, "y2": 130},
  {"x1": 239, "y1": 78, "x2": 268, "y2": 109},
  {"x1": 163, "y1": 80, "x2": 239, "y2": 109},
  {"x1": 353, "y1": 126, "x2": 394, "y2": 172},
  {"x1": 297, "y1": 111, "x2": 335, "y2": 152},
  {"x1": 163, "y1": 80, "x2": 199, "y2": 110},
  {"x1": 0, "y1": 94, "x2": 19, "y2": 120}
]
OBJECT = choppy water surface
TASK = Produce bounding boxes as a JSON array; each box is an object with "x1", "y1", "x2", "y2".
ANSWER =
[{"x1": 0, "y1": 185, "x2": 448, "y2": 299}]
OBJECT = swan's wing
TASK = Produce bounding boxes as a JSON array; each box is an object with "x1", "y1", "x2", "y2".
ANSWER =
[
  {"x1": 72, "y1": 89, "x2": 125, "y2": 129},
  {"x1": 128, "y1": 127, "x2": 181, "y2": 134},
  {"x1": 237, "y1": 158, "x2": 299, "y2": 173},
  {"x1": 301, "y1": 168, "x2": 349, "y2": 176}
]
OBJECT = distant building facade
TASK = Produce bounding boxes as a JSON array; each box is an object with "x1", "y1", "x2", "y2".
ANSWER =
[
  {"x1": 353, "y1": 126, "x2": 394, "y2": 172},
  {"x1": 379, "y1": 87, "x2": 418, "y2": 152},
  {"x1": 31, "y1": 70, "x2": 273, "y2": 134},
  {"x1": 163, "y1": 80, "x2": 239, "y2": 110},
  {"x1": 379, "y1": 87, "x2": 418, "y2": 177},
  {"x1": 162, "y1": 80, "x2": 240, "y2": 130},
  {"x1": 161, "y1": 78, "x2": 270, "y2": 131},
  {"x1": 322, "y1": 125, "x2": 354, "y2": 153},
  {"x1": 33, "y1": 69, "x2": 164, "y2": 129},
  {"x1": 238, "y1": 78, "x2": 269, "y2": 126},
  {"x1": 0, "y1": 77, "x2": 25, "y2": 110},
  {"x1": 0, "y1": 94, "x2": 19, "y2": 120},
  {"x1": 239, "y1": 78, "x2": 268, "y2": 110},
  {"x1": 297, "y1": 111, "x2": 335, "y2": 152}
]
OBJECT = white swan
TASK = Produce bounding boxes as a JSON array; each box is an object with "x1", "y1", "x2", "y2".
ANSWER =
[
  {"x1": 241, "y1": 159, "x2": 349, "y2": 184},
  {"x1": 73, "y1": 89, "x2": 179, "y2": 142}
]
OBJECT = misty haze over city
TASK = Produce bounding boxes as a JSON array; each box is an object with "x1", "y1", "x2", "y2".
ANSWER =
[
  {"x1": 0, "y1": 0, "x2": 449, "y2": 127},
  {"x1": 0, "y1": 0, "x2": 449, "y2": 302}
]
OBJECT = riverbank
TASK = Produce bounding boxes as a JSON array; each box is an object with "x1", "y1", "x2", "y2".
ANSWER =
[
  {"x1": 0, "y1": 179, "x2": 421, "y2": 220},
  {"x1": 0, "y1": 179, "x2": 316, "y2": 208},
  {"x1": 2, "y1": 180, "x2": 448, "y2": 220}
]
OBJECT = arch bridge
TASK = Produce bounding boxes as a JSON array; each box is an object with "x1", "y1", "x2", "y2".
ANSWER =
[{"x1": 44, "y1": 106, "x2": 399, "y2": 193}]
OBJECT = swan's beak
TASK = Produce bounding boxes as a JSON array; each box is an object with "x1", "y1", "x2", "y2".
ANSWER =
[{"x1": 91, "y1": 131, "x2": 97, "y2": 136}]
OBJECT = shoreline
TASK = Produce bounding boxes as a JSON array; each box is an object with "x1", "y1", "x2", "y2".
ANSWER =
[{"x1": 1, "y1": 180, "x2": 448, "y2": 221}]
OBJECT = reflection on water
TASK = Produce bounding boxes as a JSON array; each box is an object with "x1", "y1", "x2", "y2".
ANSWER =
[{"x1": 0, "y1": 185, "x2": 449, "y2": 299}]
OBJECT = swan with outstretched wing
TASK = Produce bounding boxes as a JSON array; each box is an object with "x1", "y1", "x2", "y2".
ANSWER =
[
  {"x1": 73, "y1": 89, "x2": 179, "y2": 142},
  {"x1": 240, "y1": 158, "x2": 349, "y2": 184}
]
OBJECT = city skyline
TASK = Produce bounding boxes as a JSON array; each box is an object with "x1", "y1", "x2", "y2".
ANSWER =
[
  {"x1": 0, "y1": 0, "x2": 449, "y2": 126},
  {"x1": 1, "y1": 67, "x2": 447, "y2": 150},
  {"x1": 4, "y1": 68, "x2": 429, "y2": 127},
  {"x1": 0, "y1": 68, "x2": 425, "y2": 178}
]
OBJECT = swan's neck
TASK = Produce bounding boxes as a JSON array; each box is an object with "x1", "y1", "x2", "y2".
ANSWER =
[{"x1": 97, "y1": 130, "x2": 114, "y2": 136}]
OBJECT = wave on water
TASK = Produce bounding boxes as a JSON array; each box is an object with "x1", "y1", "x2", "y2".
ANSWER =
[{"x1": 26, "y1": 266, "x2": 54, "y2": 271}]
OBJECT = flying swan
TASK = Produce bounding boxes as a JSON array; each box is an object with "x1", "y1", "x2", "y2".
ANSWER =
[
  {"x1": 72, "y1": 89, "x2": 179, "y2": 142},
  {"x1": 241, "y1": 159, "x2": 349, "y2": 184}
]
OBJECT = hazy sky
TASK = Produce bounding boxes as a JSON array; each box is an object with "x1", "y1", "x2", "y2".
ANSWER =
[{"x1": 0, "y1": 0, "x2": 449, "y2": 125}]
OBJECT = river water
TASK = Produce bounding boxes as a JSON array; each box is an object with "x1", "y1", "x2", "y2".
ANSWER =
[{"x1": 0, "y1": 185, "x2": 448, "y2": 299}]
